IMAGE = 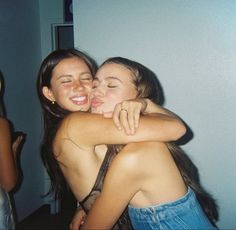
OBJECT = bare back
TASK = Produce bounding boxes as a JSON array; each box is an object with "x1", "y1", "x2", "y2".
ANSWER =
[
  {"x1": 53, "y1": 119, "x2": 107, "y2": 201},
  {"x1": 107, "y1": 142, "x2": 187, "y2": 208}
]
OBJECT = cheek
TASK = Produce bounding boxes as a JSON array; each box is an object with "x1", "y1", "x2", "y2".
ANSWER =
[
  {"x1": 85, "y1": 82, "x2": 93, "y2": 89},
  {"x1": 124, "y1": 87, "x2": 138, "y2": 100},
  {"x1": 103, "y1": 92, "x2": 126, "y2": 110},
  {"x1": 53, "y1": 86, "x2": 70, "y2": 101},
  {"x1": 106, "y1": 91, "x2": 124, "y2": 102}
]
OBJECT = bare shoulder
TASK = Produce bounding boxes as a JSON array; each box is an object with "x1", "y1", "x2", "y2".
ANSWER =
[
  {"x1": 58, "y1": 112, "x2": 102, "y2": 140},
  {"x1": 63, "y1": 112, "x2": 99, "y2": 128},
  {"x1": 53, "y1": 112, "x2": 97, "y2": 161},
  {"x1": 109, "y1": 143, "x2": 154, "y2": 172},
  {"x1": 0, "y1": 117, "x2": 9, "y2": 127},
  {"x1": 54, "y1": 112, "x2": 88, "y2": 143},
  {"x1": 111, "y1": 142, "x2": 168, "y2": 173}
]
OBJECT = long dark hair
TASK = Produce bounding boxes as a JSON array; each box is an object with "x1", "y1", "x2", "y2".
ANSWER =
[
  {"x1": 37, "y1": 48, "x2": 97, "y2": 199},
  {"x1": 0, "y1": 72, "x2": 5, "y2": 117},
  {"x1": 166, "y1": 144, "x2": 218, "y2": 224},
  {"x1": 103, "y1": 57, "x2": 218, "y2": 224}
]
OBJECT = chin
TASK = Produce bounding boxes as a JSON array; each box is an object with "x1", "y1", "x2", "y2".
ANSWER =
[
  {"x1": 80, "y1": 104, "x2": 91, "y2": 111},
  {"x1": 91, "y1": 108, "x2": 101, "y2": 114}
]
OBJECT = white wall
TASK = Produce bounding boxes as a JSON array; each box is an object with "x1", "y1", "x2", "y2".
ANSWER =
[
  {"x1": 0, "y1": 0, "x2": 64, "y2": 221},
  {"x1": 73, "y1": 0, "x2": 236, "y2": 229},
  {"x1": 39, "y1": 0, "x2": 64, "y2": 58},
  {"x1": 0, "y1": 0, "x2": 43, "y2": 220}
]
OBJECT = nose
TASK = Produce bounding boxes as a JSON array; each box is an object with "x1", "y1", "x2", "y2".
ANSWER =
[
  {"x1": 73, "y1": 80, "x2": 84, "y2": 91},
  {"x1": 92, "y1": 85, "x2": 104, "y2": 97}
]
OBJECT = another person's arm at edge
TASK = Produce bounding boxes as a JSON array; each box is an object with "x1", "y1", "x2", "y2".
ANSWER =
[{"x1": 0, "y1": 118, "x2": 17, "y2": 191}]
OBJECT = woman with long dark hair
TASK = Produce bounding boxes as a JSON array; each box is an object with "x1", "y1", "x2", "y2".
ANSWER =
[{"x1": 37, "y1": 49, "x2": 187, "y2": 229}]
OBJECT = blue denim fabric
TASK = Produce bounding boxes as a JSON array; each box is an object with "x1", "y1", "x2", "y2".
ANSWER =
[
  {"x1": 0, "y1": 188, "x2": 15, "y2": 230},
  {"x1": 128, "y1": 187, "x2": 216, "y2": 230}
]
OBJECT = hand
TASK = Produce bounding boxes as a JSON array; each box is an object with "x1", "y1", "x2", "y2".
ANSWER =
[
  {"x1": 110, "y1": 99, "x2": 147, "y2": 135},
  {"x1": 12, "y1": 132, "x2": 25, "y2": 160},
  {"x1": 70, "y1": 207, "x2": 87, "y2": 230}
]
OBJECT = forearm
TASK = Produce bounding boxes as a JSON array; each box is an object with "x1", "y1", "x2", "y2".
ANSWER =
[
  {"x1": 66, "y1": 111, "x2": 185, "y2": 148},
  {"x1": 80, "y1": 152, "x2": 137, "y2": 230},
  {"x1": 80, "y1": 196, "x2": 118, "y2": 230},
  {"x1": 144, "y1": 99, "x2": 179, "y2": 118},
  {"x1": 70, "y1": 204, "x2": 87, "y2": 230},
  {"x1": 143, "y1": 99, "x2": 186, "y2": 140},
  {"x1": 139, "y1": 113, "x2": 186, "y2": 142}
]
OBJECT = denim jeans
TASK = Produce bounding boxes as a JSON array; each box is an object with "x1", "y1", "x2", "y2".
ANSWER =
[
  {"x1": 128, "y1": 187, "x2": 216, "y2": 230},
  {"x1": 0, "y1": 188, "x2": 15, "y2": 230}
]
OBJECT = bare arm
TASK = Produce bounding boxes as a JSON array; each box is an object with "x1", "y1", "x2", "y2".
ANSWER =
[
  {"x1": 69, "y1": 206, "x2": 86, "y2": 230},
  {"x1": 110, "y1": 98, "x2": 185, "y2": 135},
  {"x1": 61, "y1": 109, "x2": 186, "y2": 148},
  {"x1": 0, "y1": 118, "x2": 18, "y2": 191},
  {"x1": 80, "y1": 145, "x2": 142, "y2": 229}
]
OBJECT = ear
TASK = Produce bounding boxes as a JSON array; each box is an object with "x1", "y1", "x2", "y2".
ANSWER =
[{"x1": 42, "y1": 86, "x2": 56, "y2": 102}]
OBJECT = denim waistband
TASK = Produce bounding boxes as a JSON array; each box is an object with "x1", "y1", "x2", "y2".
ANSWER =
[{"x1": 128, "y1": 187, "x2": 199, "y2": 220}]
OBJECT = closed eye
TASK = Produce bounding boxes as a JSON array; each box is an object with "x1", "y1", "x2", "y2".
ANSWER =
[
  {"x1": 61, "y1": 79, "x2": 72, "y2": 83},
  {"x1": 107, "y1": 83, "x2": 117, "y2": 88},
  {"x1": 57, "y1": 75, "x2": 73, "y2": 84},
  {"x1": 80, "y1": 73, "x2": 93, "y2": 81}
]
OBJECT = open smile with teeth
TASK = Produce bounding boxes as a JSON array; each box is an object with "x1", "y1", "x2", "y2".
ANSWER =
[{"x1": 71, "y1": 96, "x2": 87, "y2": 104}]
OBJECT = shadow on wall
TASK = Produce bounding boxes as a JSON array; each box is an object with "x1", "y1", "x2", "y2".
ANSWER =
[
  {"x1": 0, "y1": 71, "x2": 6, "y2": 116},
  {"x1": 144, "y1": 67, "x2": 219, "y2": 227},
  {"x1": 145, "y1": 67, "x2": 194, "y2": 145},
  {"x1": 168, "y1": 143, "x2": 219, "y2": 228}
]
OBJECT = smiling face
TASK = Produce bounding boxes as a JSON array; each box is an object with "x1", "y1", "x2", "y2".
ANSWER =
[
  {"x1": 43, "y1": 57, "x2": 93, "y2": 112},
  {"x1": 91, "y1": 63, "x2": 138, "y2": 114}
]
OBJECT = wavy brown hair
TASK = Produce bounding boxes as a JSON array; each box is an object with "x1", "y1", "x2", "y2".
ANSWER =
[
  {"x1": 37, "y1": 48, "x2": 97, "y2": 199},
  {"x1": 103, "y1": 57, "x2": 218, "y2": 225}
]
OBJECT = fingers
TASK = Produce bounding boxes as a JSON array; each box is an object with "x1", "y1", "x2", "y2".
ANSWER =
[
  {"x1": 112, "y1": 103, "x2": 123, "y2": 131},
  {"x1": 15, "y1": 135, "x2": 24, "y2": 145},
  {"x1": 112, "y1": 100, "x2": 143, "y2": 135},
  {"x1": 69, "y1": 208, "x2": 86, "y2": 230},
  {"x1": 113, "y1": 103, "x2": 134, "y2": 134},
  {"x1": 133, "y1": 108, "x2": 141, "y2": 129},
  {"x1": 12, "y1": 133, "x2": 26, "y2": 157},
  {"x1": 120, "y1": 108, "x2": 134, "y2": 135}
]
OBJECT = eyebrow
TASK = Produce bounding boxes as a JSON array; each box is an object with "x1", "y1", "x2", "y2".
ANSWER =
[
  {"x1": 56, "y1": 75, "x2": 72, "y2": 80},
  {"x1": 57, "y1": 71, "x2": 92, "y2": 80},
  {"x1": 94, "y1": 76, "x2": 122, "y2": 83}
]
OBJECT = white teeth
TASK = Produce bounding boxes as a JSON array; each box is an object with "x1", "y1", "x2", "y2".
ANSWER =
[{"x1": 72, "y1": 96, "x2": 86, "y2": 102}]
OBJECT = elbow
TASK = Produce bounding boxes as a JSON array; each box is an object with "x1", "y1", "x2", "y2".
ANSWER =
[
  {"x1": 173, "y1": 121, "x2": 187, "y2": 141},
  {"x1": 1, "y1": 178, "x2": 17, "y2": 192},
  {"x1": 179, "y1": 121, "x2": 187, "y2": 138},
  {"x1": 2, "y1": 182, "x2": 16, "y2": 192},
  {"x1": 6, "y1": 179, "x2": 17, "y2": 192}
]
